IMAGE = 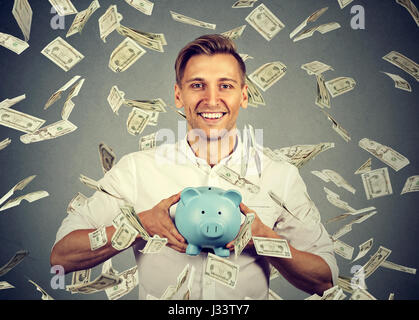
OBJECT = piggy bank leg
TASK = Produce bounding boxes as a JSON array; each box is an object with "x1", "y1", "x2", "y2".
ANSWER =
[
  {"x1": 213, "y1": 246, "x2": 230, "y2": 257},
  {"x1": 186, "y1": 244, "x2": 202, "y2": 256}
]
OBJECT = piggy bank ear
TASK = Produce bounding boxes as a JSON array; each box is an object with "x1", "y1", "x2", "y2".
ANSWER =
[
  {"x1": 223, "y1": 189, "x2": 242, "y2": 207},
  {"x1": 180, "y1": 187, "x2": 201, "y2": 206}
]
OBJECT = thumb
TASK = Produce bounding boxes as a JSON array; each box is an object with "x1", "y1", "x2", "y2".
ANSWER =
[
  {"x1": 239, "y1": 202, "x2": 254, "y2": 215},
  {"x1": 163, "y1": 192, "x2": 181, "y2": 208}
]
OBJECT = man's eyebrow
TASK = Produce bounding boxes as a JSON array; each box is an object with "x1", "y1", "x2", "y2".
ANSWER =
[{"x1": 184, "y1": 77, "x2": 239, "y2": 83}]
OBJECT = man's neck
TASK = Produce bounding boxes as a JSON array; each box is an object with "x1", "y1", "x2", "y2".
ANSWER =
[{"x1": 187, "y1": 130, "x2": 237, "y2": 167}]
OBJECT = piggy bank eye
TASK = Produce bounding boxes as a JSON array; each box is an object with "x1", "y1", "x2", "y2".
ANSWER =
[
  {"x1": 201, "y1": 210, "x2": 205, "y2": 214},
  {"x1": 218, "y1": 211, "x2": 222, "y2": 215}
]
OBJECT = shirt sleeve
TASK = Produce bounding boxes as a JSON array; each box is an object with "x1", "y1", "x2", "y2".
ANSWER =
[
  {"x1": 273, "y1": 164, "x2": 339, "y2": 286},
  {"x1": 53, "y1": 153, "x2": 137, "y2": 248}
]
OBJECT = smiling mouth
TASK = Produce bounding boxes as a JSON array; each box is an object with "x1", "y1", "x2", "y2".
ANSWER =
[{"x1": 197, "y1": 112, "x2": 227, "y2": 120}]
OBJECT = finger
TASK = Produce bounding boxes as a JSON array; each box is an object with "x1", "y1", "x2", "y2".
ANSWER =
[
  {"x1": 239, "y1": 202, "x2": 253, "y2": 215},
  {"x1": 163, "y1": 230, "x2": 188, "y2": 250},
  {"x1": 162, "y1": 192, "x2": 181, "y2": 209}
]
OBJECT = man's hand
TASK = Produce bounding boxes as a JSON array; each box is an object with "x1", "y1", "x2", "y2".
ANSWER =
[
  {"x1": 226, "y1": 202, "x2": 278, "y2": 251},
  {"x1": 137, "y1": 192, "x2": 187, "y2": 253}
]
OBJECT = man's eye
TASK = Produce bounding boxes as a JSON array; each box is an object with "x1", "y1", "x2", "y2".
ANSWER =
[
  {"x1": 220, "y1": 84, "x2": 232, "y2": 89},
  {"x1": 191, "y1": 83, "x2": 203, "y2": 89}
]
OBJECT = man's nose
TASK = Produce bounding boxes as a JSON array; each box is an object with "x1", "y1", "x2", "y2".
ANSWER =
[{"x1": 204, "y1": 85, "x2": 220, "y2": 107}]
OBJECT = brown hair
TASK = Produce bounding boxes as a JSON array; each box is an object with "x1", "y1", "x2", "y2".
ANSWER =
[{"x1": 175, "y1": 34, "x2": 246, "y2": 87}]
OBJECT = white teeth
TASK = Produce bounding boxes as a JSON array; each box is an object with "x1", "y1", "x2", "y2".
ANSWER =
[{"x1": 200, "y1": 112, "x2": 224, "y2": 119}]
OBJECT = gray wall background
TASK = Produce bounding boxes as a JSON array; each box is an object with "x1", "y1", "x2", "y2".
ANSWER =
[{"x1": 0, "y1": 0, "x2": 418, "y2": 300}]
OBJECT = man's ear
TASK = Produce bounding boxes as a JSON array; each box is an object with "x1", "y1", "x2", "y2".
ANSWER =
[
  {"x1": 241, "y1": 84, "x2": 248, "y2": 109},
  {"x1": 174, "y1": 83, "x2": 184, "y2": 109}
]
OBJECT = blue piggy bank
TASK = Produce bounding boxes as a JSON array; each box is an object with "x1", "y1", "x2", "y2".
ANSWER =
[{"x1": 175, "y1": 186, "x2": 242, "y2": 257}]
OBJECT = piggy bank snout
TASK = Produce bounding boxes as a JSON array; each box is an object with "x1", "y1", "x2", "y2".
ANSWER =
[{"x1": 200, "y1": 221, "x2": 224, "y2": 239}]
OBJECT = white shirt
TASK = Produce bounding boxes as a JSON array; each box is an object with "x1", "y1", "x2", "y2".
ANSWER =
[{"x1": 54, "y1": 134, "x2": 339, "y2": 299}]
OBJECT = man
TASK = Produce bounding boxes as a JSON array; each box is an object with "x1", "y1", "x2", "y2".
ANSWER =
[{"x1": 51, "y1": 34, "x2": 338, "y2": 299}]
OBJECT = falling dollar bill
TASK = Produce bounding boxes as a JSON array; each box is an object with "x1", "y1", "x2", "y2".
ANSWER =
[
  {"x1": 361, "y1": 167, "x2": 393, "y2": 200},
  {"x1": 320, "y1": 285, "x2": 346, "y2": 300},
  {"x1": 99, "y1": 5, "x2": 123, "y2": 42},
  {"x1": 359, "y1": 138, "x2": 410, "y2": 172},
  {"x1": 350, "y1": 287, "x2": 376, "y2": 300},
  {"x1": 12, "y1": 0, "x2": 32, "y2": 41},
  {"x1": 293, "y1": 22, "x2": 341, "y2": 42},
  {"x1": 105, "y1": 265, "x2": 138, "y2": 300},
  {"x1": 0, "y1": 107, "x2": 45, "y2": 134},
  {"x1": 0, "y1": 32, "x2": 29, "y2": 55},
  {"x1": 139, "y1": 234, "x2": 168, "y2": 254},
  {"x1": 315, "y1": 74, "x2": 331, "y2": 108},
  {"x1": 221, "y1": 25, "x2": 247, "y2": 40},
  {"x1": 216, "y1": 165, "x2": 260, "y2": 193},
  {"x1": 20, "y1": 119, "x2": 77, "y2": 144},
  {"x1": 204, "y1": 253, "x2": 239, "y2": 289},
  {"x1": 125, "y1": 0, "x2": 154, "y2": 16},
  {"x1": 126, "y1": 107, "x2": 150, "y2": 136},
  {"x1": 66, "y1": 0, "x2": 100, "y2": 37},
  {"x1": 401, "y1": 175, "x2": 419, "y2": 194},
  {"x1": 383, "y1": 51, "x2": 419, "y2": 82},
  {"x1": 324, "y1": 187, "x2": 356, "y2": 212},
  {"x1": 0, "y1": 281, "x2": 15, "y2": 290},
  {"x1": 380, "y1": 260, "x2": 416, "y2": 275},
  {"x1": 109, "y1": 37, "x2": 146, "y2": 72},
  {"x1": 89, "y1": 225, "x2": 108, "y2": 251},
  {"x1": 0, "y1": 190, "x2": 49, "y2": 212},
  {"x1": 355, "y1": 246, "x2": 392, "y2": 279},
  {"x1": 245, "y1": 3, "x2": 285, "y2": 41},
  {"x1": 302, "y1": 60, "x2": 334, "y2": 76},
  {"x1": 253, "y1": 237, "x2": 292, "y2": 258},
  {"x1": 44, "y1": 75, "x2": 81, "y2": 110},
  {"x1": 325, "y1": 77, "x2": 356, "y2": 98},
  {"x1": 67, "y1": 192, "x2": 87, "y2": 214},
  {"x1": 396, "y1": 0, "x2": 419, "y2": 27},
  {"x1": 290, "y1": 7, "x2": 328, "y2": 39},
  {"x1": 139, "y1": 132, "x2": 157, "y2": 151},
  {"x1": 125, "y1": 98, "x2": 167, "y2": 113},
  {"x1": 79, "y1": 174, "x2": 124, "y2": 200},
  {"x1": 170, "y1": 11, "x2": 216, "y2": 30},
  {"x1": 246, "y1": 75, "x2": 266, "y2": 107},
  {"x1": 28, "y1": 279, "x2": 54, "y2": 300},
  {"x1": 232, "y1": 0, "x2": 258, "y2": 8},
  {"x1": 111, "y1": 222, "x2": 138, "y2": 251},
  {"x1": 333, "y1": 239, "x2": 354, "y2": 260},
  {"x1": 0, "y1": 250, "x2": 29, "y2": 277},
  {"x1": 0, "y1": 94, "x2": 26, "y2": 109},
  {"x1": 66, "y1": 272, "x2": 121, "y2": 294},
  {"x1": 234, "y1": 212, "x2": 255, "y2": 259},
  {"x1": 337, "y1": 0, "x2": 354, "y2": 9},
  {"x1": 381, "y1": 71, "x2": 412, "y2": 92},
  {"x1": 119, "y1": 205, "x2": 150, "y2": 241},
  {"x1": 323, "y1": 111, "x2": 351, "y2": 142},
  {"x1": 41, "y1": 36, "x2": 84, "y2": 72},
  {"x1": 48, "y1": 0, "x2": 78, "y2": 16},
  {"x1": 354, "y1": 158, "x2": 372, "y2": 175},
  {"x1": 98, "y1": 142, "x2": 116, "y2": 173},
  {"x1": 0, "y1": 138, "x2": 11, "y2": 151},
  {"x1": 0, "y1": 175, "x2": 36, "y2": 207},
  {"x1": 116, "y1": 25, "x2": 164, "y2": 52},
  {"x1": 107, "y1": 85, "x2": 126, "y2": 115},
  {"x1": 248, "y1": 61, "x2": 287, "y2": 92},
  {"x1": 352, "y1": 238, "x2": 374, "y2": 262},
  {"x1": 71, "y1": 269, "x2": 91, "y2": 287}
]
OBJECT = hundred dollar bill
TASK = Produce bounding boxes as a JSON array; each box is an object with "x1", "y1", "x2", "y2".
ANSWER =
[
  {"x1": 0, "y1": 32, "x2": 29, "y2": 55},
  {"x1": 325, "y1": 77, "x2": 356, "y2": 98},
  {"x1": 355, "y1": 246, "x2": 391, "y2": 279},
  {"x1": 354, "y1": 158, "x2": 372, "y2": 175},
  {"x1": 232, "y1": 0, "x2": 258, "y2": 8},
  {"x1": 20, "y1": 119, "x2": 77, "y2": 144},
  {"x1": 0, "y1": 281, "x2": 15, "y2": 290},
  {"x1": 0, "y1": 94, "x2": 26, "y2": 109},
  {"x1": 361, "y1": 167, "x2": 393, "y2": 200},
  {"x1": 139, "y1": 234, "x2": 168, "y2": 254},
  {"x1": 111, "y1": 222, "x2": 138, "y2": 250},
  {"x1": 116, "y1": 25, "x2": 164, "y2": 52},
  {"x1": 99, "y1": 142, "x2": 116, "y2": 173},
  {"x1": 126, "y1": 107, "x2": 150, "y2": 136},
  {"x1": 301, "y1": 60, "x2": 334, "y2": 76},
  {"x1": 333, "y1": 239, "x2": 354, "y2": 260},
  {"x1": 109, "y1": 37, "x2": 146, "y2": 72},
  {"x1": 352, "y1": 238, "x2": 374, "y2": 262},
  {"x1": 290, "y1": 7, "x2": 328, "y2": 39},
  {"x1": 0, "y1": 138, "x2": 11, "y2": 151},
  {"x1": 246, "y1": 75, "x2": 265, "y2": 107},
  {"x1": 401, "y1": 175, "x2": 419, "y2": 194},
  {"x1": 49, "y1": 0, "x2": 78, "y2": 16},
  {"x1": 0, "y1": 175, "x2": 36, "y2": 207},
  {"x1": 234, "y1": 212, "x2": 255, "y2": 259},
  {"x1": 381, "y1": 71, "x2": 412, "y2": 92},
  {"x1": 359, "y1": 138, "x2": 409, "y2": 171},
  {"x1": 125, "y1": 0, "x2": 154, "y2": 16},
  {"x1": 248, "y1": 61, "x2": 287, "y2": 92},
  {"x1": 66, "y1": 272, "x2": 121, "y2": 294},
  {"x1": 315, "y1": 74, "x2": 331, "y2": 108},
  {"x1": 89, "y1": 225, "x2": 108, "y2": 250},
  {"x1": 105, "y1": 266, "x2": 138, "y2": 300},
  {"x1": 221, "y1": 25, "x2": 247, "y2": 40},
  {"x1": 67, "y1": 192, "x2": 88, "y2": 214},
  {"x1": 383, "y1": 51, "x2": 419, "y2": 82},
  {"x1": 205, "y1": 253, "x2": 239, "y2": 289},
  {"x1": 0, "y1": 250, "x2": 28, "y2": 277},
  {"x1": 44, "y1": 75, "x2": 81, "y2": 110},
  {"x1": 66, "y1": 0, "x2": 100, "y2": 38},
  {"x1": 338, "y1": 0, "x2": 354, "y2": 9},
  {"x1": 41, "y1": 37, "x2": 84, "y2": 72},
  {"x1": 323, "y1": 111, "x2": 351, "y2": 142},
  {"x1": 99, "y1": 5, "x2": 123, "y2": 42},
  {"x1": 0, "y1": 107, "x2": 45, "y2": 134},
  {"x1": 337, "y1": 275, "x2": 355, "y2": 294},
  {"x1": 253, "y1": 237, "x2": 292, "y2": 258},
  {"x1": 71, "y1": 269, "x2": 91, "y2": 287},
  {"x1": 396, "y1": 0, "x2": 419, "y2": 27},
  {"x1": 139, "y1": 132, "x2": 157, "y2": 151},
  {"x1": 28, "y1": 279, "x2": 54, "y2": 300},
  {"x1": 380, "y1": 260, "x2": 416, "y2": 275},
  {"x1": 293, "y1": 22, "x2": 341, "y2": 42},
  {"x1": 245, "y1": 3, "x2": 285, "y2": 41},
  {"x1": 350, "y1": 288, "x2": 376, "y2": 300},
  {"x1": 107, "y1": 85, "x2": 125, "y2": 114},
  {"x1": 125, "y1": 98, "x2": 167, "y2": 113},
  {"x1": 170, "y1": 11, "x2": 216, "y2": 30},
  {"x1": 0, "y1": 190, "x2": 49, "y2": 212},
  {"x1": 12, "y1": 0, "x2": 32, "y2": 42},
  {"x1": 120, "y1": 205, "x2": 150, "y2": 240}
]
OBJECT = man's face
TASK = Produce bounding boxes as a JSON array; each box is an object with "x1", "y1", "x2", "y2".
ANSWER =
[{"x1": 175, "y1": 53, "x2": 248, "y2": 140}]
